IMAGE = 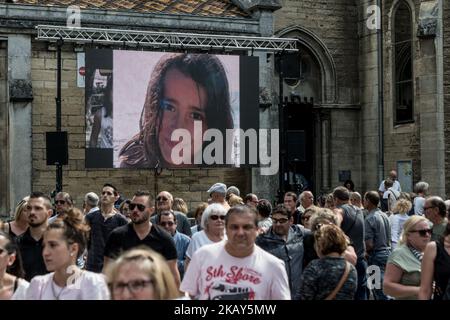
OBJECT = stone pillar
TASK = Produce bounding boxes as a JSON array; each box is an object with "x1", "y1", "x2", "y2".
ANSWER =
[
  {"x1": 8, "y1": 35, "x2": 32, "y2": 212},
  {"x1": 358, "y1": 0, "x2": 380, "y2": 192},
  {"x1": 320, "y1": 111, "x2": 331, "y2": 192},
  {"x1": 250, "y1": 3, "x2": 283, "y2": 203},
  {"x1": 417, "y1": 0, "x2": 445, "y2": 197}
]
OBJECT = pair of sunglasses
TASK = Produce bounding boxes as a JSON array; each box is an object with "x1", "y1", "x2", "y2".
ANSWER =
[
  {"x1": 129, "y1": 203, "x2": 146, "y2": 211},
  {"x1": 210, "y1": 215, "x2": 225, "y2": 221},
  {"x1": 410, "y1": 229, "x2": 432, "y2": 237}
]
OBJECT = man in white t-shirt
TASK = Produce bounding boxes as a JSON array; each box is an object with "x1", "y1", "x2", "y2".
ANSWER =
[{"x1": 180, "y1": 206, "x2": 290, "y2": 300}]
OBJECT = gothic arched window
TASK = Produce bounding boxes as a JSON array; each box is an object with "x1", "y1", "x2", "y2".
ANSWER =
[{"x1": 393, "y1": 1, "x2": 414, "y2": 124}]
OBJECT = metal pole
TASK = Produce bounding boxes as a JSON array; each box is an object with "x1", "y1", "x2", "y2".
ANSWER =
[
  {"x1": 377, "y1": 0, "x2": 384, "y2": 184},
  {"x1": 277, "y1": 53, "x2": 285, "y2": 204},
  {"x1": 55, "y1": 38, "x2": 63, "y2": 193}
]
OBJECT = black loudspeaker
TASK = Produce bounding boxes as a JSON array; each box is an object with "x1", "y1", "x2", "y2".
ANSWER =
[
  {"x1": 46, "y1": 132, "x2": 68, "y2": 165},
  {"x1": 280, "y1": 52, "x2": 301, "y2": 79},
  {"x1": 287, "y1": 130, "x2": 306, "y2": 162}
]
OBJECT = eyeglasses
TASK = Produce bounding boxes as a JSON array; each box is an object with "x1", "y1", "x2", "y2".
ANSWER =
[
  {"x1": 129, "y1": 203, "x2": 146, "y2": 211},
  {"x1": 210, "y1": 215, "x2": 226, "y2": 221},
  {"x1": 423, "y1": 206, "x2": 435, "y2": 211},
  {"x1": 160, "y1": 221, "x2": 175, "y2": 227},
  {"x1": 55, "y1": 200, "x2": 66, "y2": 205},
  {"x1": 410, "y1": 229, "x2": 432, "y2": 237},
  {"x1": 112, "y1": 280, "x2": 154, "y2": 295},
  {"x1": 272, "y1": 218, "x2": 289, "y2": 224},
  {"x1": 156, "y1": 197, "x2": 169, "y2": 202}
]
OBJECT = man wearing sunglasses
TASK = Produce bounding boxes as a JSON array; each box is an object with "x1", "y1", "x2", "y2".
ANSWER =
[
  {"x1": 255, "y1": 204, "x2": 310, "y2": 300},
  {"x1": 48, "y1": 192, "x2": 73, "y2": 224},
  {"x1": 158, "y1": 211, "x2": 190, "y2": 279},
  {"x1": 150, "y1": 191, "x2": 191, "y2": 237},
  {"x1": 104, "y1": 190, "x2": 180, "y2": 286},
  {"x1": 424, "y1": 196, "x2": 448, "y2": 242}
]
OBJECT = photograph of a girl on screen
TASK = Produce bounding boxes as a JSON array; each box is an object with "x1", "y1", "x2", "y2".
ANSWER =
[{"x1": 118, "y1": 53, "x2": 234, "y2": 168}]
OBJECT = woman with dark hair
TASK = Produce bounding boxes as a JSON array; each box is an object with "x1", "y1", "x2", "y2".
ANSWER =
[
  {"x1": 119, "y1": 53, "x2": 234, "y2": 168},
  {"x1": 0, "y1": 231, "x2": 28, "y2": 299},
  {"x1": 89, "y1": 78, "x2": 113, "y2": 148},
  {"x1": 419, "y1": 222, "x2": 450, "y2": 300},
  {"x1": 26, "y1": 208, "x2": 110, "y2": 300},
  {"x1": 343, "y1": 180, "x2": 355, "y2": 192}
]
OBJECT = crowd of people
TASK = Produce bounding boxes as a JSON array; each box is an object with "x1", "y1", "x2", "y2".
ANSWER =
[{"x1": 0, "y1": 171, "x2": 449, "y2": 300}]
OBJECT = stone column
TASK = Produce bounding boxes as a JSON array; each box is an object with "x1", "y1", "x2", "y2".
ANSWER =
[
  {"x1": 250, "y1": 3, "x2": 283, "y2": 203},
  {"x1": 8, "y1": 35, "x2": 32, "y2": 212},
  {"x1": 416, "y1": 0, "x2": 445, "y2": 197},
  {"x1": 358, "y1": 0, "x2": 381, "y2": 192}
]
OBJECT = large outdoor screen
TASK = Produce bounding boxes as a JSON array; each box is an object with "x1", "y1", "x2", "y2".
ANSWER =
[{"x1": 85, "y1": 49, "x2": 260, "y2": 169}]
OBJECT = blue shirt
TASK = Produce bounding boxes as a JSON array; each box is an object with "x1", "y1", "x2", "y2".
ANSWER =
[{"x1": 173, "y1": 231, "x2": 191, "y2": 279}]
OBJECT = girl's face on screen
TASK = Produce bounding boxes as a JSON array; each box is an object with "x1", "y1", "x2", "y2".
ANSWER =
[{"x1": 158, "y1": 68, "x2": 208, "y2": 165}]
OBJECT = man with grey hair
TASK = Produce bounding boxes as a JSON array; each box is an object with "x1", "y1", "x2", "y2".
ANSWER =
[
  {"x1": 83, "y1": 192, "x2": 99, "y2": 215},
  {"x1": 298, "y1": 191, "x2": 314, "y2": 217},
  {"x1": 151, "y1": 190, "x2": 191, "y2": 236},
  {"x1": 378, "y1": 170, "x2": 401, "y2": 212},
  {"x1": 226, "y1": 185, "x2": 240, "y2": 201},
  {"x1": 49, "y1": 191, "x2": 73, "y2": 223},
  {"x1": 414, "y1": 181, "x2": 429, "y2": 216},
  {"x1": 207, "y1": 182, "x2": 230, "y2": 210},
  {"x1": 424, "y1": 196, "x2": 448, "y2": 241}
]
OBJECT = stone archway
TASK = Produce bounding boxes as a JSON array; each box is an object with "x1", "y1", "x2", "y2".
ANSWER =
[
  {"x1": 276, "y1": 25, "x2": 337, "y2": 104},
  {"x1": 276, "y1": 26, "x2": 338, "y2": 195}
]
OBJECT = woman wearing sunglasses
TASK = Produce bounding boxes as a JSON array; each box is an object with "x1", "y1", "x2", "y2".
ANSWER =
[
  {"x1": 106, "y1": 248, "x2": 180, "y2": 300},
  {"x1": 25, "y1": 208, "x2": 110, "y2": 300},
  {"x1": 185, "y1": 203, "x2": 227, "y2": 271},
  {"x1": 0, "y1": 231, "x2": 29, "y2": 299},
  {"x1": 419, "y1": 222, "x2": 450, "y2": 300},
  {"x1": 383, "y1": 216, "x2": 431, "y2": 299}
]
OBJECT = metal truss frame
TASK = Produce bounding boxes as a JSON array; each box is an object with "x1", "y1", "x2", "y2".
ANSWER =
[{"x1": 36, "y1": 25, "x2": 298, "y2": 52}]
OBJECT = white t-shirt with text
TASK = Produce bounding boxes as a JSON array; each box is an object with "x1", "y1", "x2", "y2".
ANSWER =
[{"x1": 181, "y1": 241, "x2": 291, "y2": 300}]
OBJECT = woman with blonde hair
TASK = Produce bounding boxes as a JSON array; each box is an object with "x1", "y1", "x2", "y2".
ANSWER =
[
  {"x1": 228, "y1": 194, "x2": 244, "y2": 207},
  {"x1": 300, "y1": 224, "x2": 357, "y2": 300},
  {"x1": 383, "y1": 215, "x2": 431, "y2": 299},
  {"x1": 172, "y1": 198, "x2": 188, "y2": 215},
  {"x1": 390, "y1": 198, "x2": 413, "y2": 249},
  {"x1": 106, "y1": 247, "x2": 180, "y2": 300},
  {"x1": 1, "y1": 197, "x2": 29, "y2": 240}
]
